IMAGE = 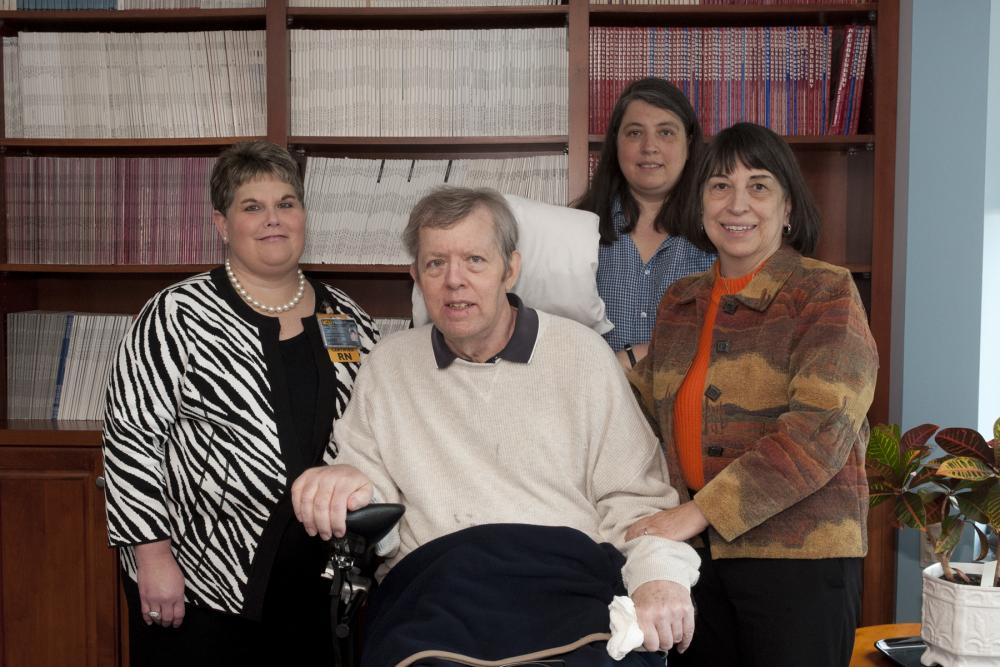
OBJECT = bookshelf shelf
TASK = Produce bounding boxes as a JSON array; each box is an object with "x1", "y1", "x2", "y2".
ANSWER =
[
  {"x1": 0, "y1": 8, "x2": 266, "y2": 30},
  {"x1": 291, "y1": 135, "x2": 570, "y2": 158},
  {"x1": 0, "y1": 419, "x2": 102, "y2": 445},
  {"x1": 0, "y1": 263, "x2": 412, "y2": 275},
  {"x1": 588, "y1": 4, "x2": 876, "y2": 28},
  {"x1": 588, "y1": 134, "x2": 875, "y2": 151},
  {"x1": 0, "y1": 137, "x2": 267, "y2": 156},
  {"x1": 286, "y1": 5, "x2": 568, "y2": 29}
]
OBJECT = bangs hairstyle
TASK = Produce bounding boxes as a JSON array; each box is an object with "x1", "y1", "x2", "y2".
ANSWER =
[
  {"x1": 403, "y1": 186, "x2": 519, "y2": 275},
  {"x1": 572, "y1": 77, "x2": 704, "y2": 245},
  {"x1": 687, "y1": 122, "x2": 820, "y2": 255},
  {"x1": 210, "y1": 141, "x2": 304, "y2": 214}
]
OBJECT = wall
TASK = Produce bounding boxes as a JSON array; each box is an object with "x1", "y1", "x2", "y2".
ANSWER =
[
  {"x1": 981, "y1": 1, "x2": 1000, "y2": 432},
  {"x1": 891, "y1": 0, "x2": 998, "y2": 622}
]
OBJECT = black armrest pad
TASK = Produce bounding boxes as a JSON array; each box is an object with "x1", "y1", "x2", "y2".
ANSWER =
[{"x1": 345, "y1": 503, "x2": 405, "y2": 544}]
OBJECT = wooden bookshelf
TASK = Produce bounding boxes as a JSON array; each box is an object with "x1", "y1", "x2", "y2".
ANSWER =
[
  {"x1": 0, "y1": 3, "x2": 900, "y2": 662},
  {"x1": 587, "y1": 3, "x2": 877, "y2": 27}
]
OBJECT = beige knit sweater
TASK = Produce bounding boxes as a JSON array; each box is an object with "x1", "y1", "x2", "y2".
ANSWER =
[{"x1": 333, "y1": 309, "x2": 700, "y2": 593}]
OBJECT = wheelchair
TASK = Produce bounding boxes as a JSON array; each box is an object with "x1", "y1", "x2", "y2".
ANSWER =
[{"x1": 322, "y1": 503, "x2": 405, "y2": 667}]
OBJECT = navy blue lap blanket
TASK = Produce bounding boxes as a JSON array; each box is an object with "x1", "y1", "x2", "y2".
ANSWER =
[{"x1": 361, "y1": 523, "x2": 662, "y2": 667}]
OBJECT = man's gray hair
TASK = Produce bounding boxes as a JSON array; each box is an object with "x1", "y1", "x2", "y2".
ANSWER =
[{"x1": 403, "y1": 186, "x2": 519, "y2": 275}]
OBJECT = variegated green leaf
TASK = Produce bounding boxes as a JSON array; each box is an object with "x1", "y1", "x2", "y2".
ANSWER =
[
  {"x1": 868, "y1": 425, "x2": 901, "y2": 472},
  {"x1": 895, "y1": 492, "x2": 927, "y2": 530},
  {"x1": 936, "y1": 427, "x2": 991, "y2": 463},
  {"x1": 937, "y1": 457, "x2": 994, "y2": 482}
]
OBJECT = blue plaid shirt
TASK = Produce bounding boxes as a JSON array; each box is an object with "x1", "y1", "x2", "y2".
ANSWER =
[{"x1": 597, "y1": 200, "x2": 716, "y2": 351}]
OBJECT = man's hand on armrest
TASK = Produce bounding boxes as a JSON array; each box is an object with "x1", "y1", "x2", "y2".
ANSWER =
[
  {"x1": 291, "y1": 464, "x2": 373, "y2": 540},
  {"x1": 632, "y1": 579, "x2": 695, "y2": 653}
]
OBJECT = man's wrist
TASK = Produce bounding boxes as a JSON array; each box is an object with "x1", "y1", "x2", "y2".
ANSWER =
[{"x1": 624, "y1": 344, "x2": 637, "y2": 367}]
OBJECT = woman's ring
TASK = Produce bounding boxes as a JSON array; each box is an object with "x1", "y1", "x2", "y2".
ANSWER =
[
  {"x1": 642, "y1": 528, "x2": 648, "y2": 536},
  {"x1": 148, "y1": 610, "x2": 161, "y2": 621}
]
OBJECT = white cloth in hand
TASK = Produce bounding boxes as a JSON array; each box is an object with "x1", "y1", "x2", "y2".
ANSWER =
[{"x1": 607, "y1": 595, "x2": 646, "y2": 660}]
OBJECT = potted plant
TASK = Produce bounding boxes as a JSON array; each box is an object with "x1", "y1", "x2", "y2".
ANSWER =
[{"x1": 867, "y1": 418, "x2": 1000, "y2": 666}]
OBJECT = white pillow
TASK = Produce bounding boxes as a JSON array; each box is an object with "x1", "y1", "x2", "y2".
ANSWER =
[{"x1": 411, "y1": 194, "x2": 613, "y2": 334}]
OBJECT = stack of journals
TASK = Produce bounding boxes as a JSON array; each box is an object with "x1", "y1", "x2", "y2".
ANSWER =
[
  {"x1": 301, "y1": 155, "x2": 567, "y2": 265},
  {"x1": 829, "y1": 25, "x2": 871, "y2": 135},
  {"x1": 6, "y1": 0, "x2": 260, "y2": 7},
  {"x1": 3, "y1": 31, "x2": 265, "y2": 138},
  {"x1": 292, "y1": 0, "x2": 558, "y2": 5},
  {"x1": 590, "y1": 25, "x2": 836, "y2": 136},
  {"x1": 374, "y1": 318, "x2": 412, "y2": 338},
  {"x1": 4, "y1": 157, "x2": 221, "y2": 265},
  {"x1": 6, "y1": 312, "x2": 133, "y2": 421},
  {"x1": 699, "y1": 0, "x2": 866, "y2": 5},
  {"x1": 291, "y1": 29, "x2": 567, "y2": 136},
  {"x1": 5, "y1": 154, "x2": 567, "y2": 266}
]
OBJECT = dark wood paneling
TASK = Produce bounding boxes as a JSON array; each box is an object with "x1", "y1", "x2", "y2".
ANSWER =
[
  {"x1": 0, "y1": 446, "x2": 119, "y2": 667},
  {"x1": 863, "y1": 0, "x2": 900, "y2": 627},
  {"x1": 265, "y1": 0, "x2": 289, "y2": 145},
  {"x1": 567, "y1": 0, "x2": 590, "y2": 202}
]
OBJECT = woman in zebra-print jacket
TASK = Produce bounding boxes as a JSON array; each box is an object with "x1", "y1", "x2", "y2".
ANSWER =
[{"x1": 102, "y1": 142, "x2": 379, "y2": 666}]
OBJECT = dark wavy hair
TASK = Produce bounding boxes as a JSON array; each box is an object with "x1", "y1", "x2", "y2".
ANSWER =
[
  {"x1": 686, "y1": 123, "x2": 820, "y2": 255},
  {"x1": 572, "y1": 77, "x2": 703, "y2": 245}
]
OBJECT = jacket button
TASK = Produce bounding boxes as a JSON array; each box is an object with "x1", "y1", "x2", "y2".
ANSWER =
[
  {"x1": 715, "y1": 340, "x2": 730, "y2": 353},
  {"x1": 721, "y1": 298, "x2": 738, "y2": 314},
  {"x1": 707, "y1": 446, "x2": 724, "y2": 457},
  {"x1": 705, "y1": 385, "x2": 722, "y2": 401}
]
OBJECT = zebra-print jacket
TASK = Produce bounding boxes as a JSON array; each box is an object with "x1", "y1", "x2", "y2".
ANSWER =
[{"x1": 102, "y1": 267, "x2": 378, "y2": 619}]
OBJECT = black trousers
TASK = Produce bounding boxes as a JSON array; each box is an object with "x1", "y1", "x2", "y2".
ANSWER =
[
  {"x1": 668, "y1": 548, "x2": 862, "y2": 667},
  {"x1": 122, "y1": 521, "x2": 334, "y2": 667}
]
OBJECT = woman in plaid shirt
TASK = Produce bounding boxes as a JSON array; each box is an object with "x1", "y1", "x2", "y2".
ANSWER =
[{"x1": 575, "y1": 78, "x2": 715, "y2": 370}]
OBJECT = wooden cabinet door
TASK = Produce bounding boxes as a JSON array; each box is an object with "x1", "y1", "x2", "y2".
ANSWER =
[{"x1": 0, "y1": 447, "x2": 121, "y2": 667}]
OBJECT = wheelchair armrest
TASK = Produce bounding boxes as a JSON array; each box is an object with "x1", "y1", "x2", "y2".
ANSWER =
[{"x1": 345, "y1": 503, "x2": 405, "y2": 544}]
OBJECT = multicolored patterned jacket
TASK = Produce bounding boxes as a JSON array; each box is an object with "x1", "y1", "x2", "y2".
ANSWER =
[{"x1": 630, "y1": 246, "x2": 878, "y2": 559}]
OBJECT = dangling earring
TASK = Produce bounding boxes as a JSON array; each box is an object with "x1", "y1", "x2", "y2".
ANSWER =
[{"x1": 222, "y1": 234, "x2": 229, "y2": 244}]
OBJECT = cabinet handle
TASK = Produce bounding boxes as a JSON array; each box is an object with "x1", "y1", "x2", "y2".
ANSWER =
[{"x1": 95, "y1": 476, "x2": 107, "y2": 489}]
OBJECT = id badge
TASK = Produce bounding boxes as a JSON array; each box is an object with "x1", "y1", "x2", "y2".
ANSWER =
[{"x1": 316, "y1": 313, "x2": 361, "y2": 363}]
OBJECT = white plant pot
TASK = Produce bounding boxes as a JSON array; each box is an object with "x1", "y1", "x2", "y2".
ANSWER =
[{"x1": 920, "y1": 562, "x2": 1000, "y2": 666}]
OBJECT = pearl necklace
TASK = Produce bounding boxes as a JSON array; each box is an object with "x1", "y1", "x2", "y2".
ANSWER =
[{"x1": 225, "y1": 259, "x2": 306, "y2": 314}]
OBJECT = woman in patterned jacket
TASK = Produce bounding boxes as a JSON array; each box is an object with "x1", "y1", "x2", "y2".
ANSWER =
[
  {"x1": 102, "y1": 141, "x2": 378, "y2": 666},
  {"x1": 627, "y1": 123, "x2": 878, "y2": 667}
]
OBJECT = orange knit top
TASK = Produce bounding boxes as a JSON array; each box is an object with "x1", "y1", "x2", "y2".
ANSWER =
[{"x1": 673, "y1": 265, "x2": 760, "y2": 490}]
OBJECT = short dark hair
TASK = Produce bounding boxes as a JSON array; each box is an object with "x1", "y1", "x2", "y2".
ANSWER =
[
  {"x1": 686, "y1": 123, "x2": 820, "y2": 255},
  {"x1": 403, "y1": 186, "x2": 519, "y2": 276},
  {"x1": 210, "y1": 141, "x2": 304, "y2": 214},
  {"x1": 573, "y1": 77, "x2": 704, "y2": 245}
]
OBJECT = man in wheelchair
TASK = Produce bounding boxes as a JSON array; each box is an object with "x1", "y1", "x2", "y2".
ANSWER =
[{"x1": 293, "y1": 187, "x2": 700, "y2": 666}]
